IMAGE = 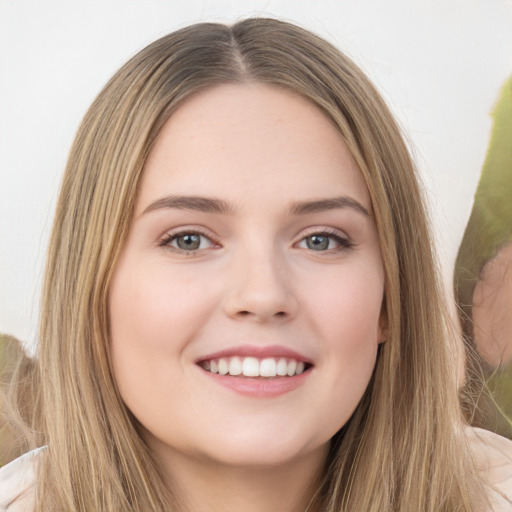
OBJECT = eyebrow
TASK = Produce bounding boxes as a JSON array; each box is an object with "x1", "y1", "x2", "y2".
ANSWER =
[
  {"x1": 142, "y1": 195, "x2": 370, "y2": 218},
  {"x1": 142, "y1": 195, "x2": 238, "y2": 216},
  {"x1": 289, "y1": 197, "x2": 371, "y2": 218}
]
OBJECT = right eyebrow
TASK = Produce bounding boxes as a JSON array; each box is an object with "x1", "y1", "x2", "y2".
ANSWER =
[{"x1": 141, "y1": 195, "x2": 238, "y2": 216}]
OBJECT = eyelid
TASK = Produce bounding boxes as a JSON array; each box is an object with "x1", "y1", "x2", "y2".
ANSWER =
[{"x1": 297, "y1": 226, "x2": 351, "y2": 241}]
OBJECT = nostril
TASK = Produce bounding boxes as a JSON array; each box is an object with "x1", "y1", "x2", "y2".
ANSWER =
[{"x1": 234, "y1": 310, "x2": 287, "y2": 320}]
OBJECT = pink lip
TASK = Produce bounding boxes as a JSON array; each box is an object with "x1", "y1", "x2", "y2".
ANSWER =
[
  {"x1": 195, "y1": 344, "x2": 313, "y2": 398},
  {"x1": 199, "y1": 368, "x2": 311, "y2": 397},
  {"x1": 195, "y1": 344, "x2": 312, "y2": 364}
]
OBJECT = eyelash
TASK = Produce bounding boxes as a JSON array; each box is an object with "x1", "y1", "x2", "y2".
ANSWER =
[{"x1": 158, "y1": 228, "x2": 354, "y2": 254}]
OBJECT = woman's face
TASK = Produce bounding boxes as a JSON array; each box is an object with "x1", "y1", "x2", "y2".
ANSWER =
[{"x1": 109, "y1": 83, "x2": 386, "y2": 471}]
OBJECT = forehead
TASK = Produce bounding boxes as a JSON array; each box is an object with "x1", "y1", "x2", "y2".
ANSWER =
[{"x1": 137, "y1": 83, "x2": 371, "y2": 214}]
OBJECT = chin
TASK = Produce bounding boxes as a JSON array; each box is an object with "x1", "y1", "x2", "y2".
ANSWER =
[
  {"x1": 192, "y1": 421, "x2": 330, "y2": 469},
  {"x1": 201, "y1": 441, "x2": 324, "y2": 470}
]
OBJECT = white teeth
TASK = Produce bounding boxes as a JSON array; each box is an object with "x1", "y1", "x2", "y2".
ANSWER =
[
  {"x1": 218, "y1": 358, "x2": 229, "y2": 375},
  {"x1": 287, "y1": 360, "x2": 297, "y2": 376},
  {"x1": 228, "y1": 356, "x2": 242, "y2": 375},
  {"x1": 276, "y1": 358, "x2": 288, "y2": 376},
  {"x1": 242, "y1": 357, "x2": 260, "y2": 377},
  {"x1": 260, "y1": 358, "x2": 277, "y2": 377},
  {"x1": 201, "y1": 356, "x2": 309, "y2": 378}
]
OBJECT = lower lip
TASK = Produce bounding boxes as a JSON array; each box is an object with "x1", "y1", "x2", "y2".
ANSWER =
[{"x1": 199, "y1": 367, "x2": 311, "y2": 397}]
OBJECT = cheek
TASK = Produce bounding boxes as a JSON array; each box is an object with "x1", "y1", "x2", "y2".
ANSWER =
[
  {"x1": 303, "y1": 263, "x2": 384, "y2": 428},
  {"x1": 110, "y1": 260, "x2": 214, "y2": 349},
  {"x1": 108, "y1": 259, "x2": 217, "y2": 409},
  {"x1": 307, "y1": 260, "x2": 385, "y2": 343}
]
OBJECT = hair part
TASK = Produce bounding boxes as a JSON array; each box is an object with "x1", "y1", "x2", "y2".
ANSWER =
[{"x1": 32, "y1": 18, "x2": 484, "y2": 510}]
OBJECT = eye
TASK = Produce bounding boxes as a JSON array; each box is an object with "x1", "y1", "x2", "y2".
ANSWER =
[
  {"x1": 297, "y1": 231, "x2": 353, "y2": 252},
  {"x1": 159, "y1": 230, "x2": 216, "y2": 253}
]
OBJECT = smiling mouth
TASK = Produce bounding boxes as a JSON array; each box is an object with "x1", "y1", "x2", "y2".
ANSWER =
[{"x1": 198, "y1": 356, "x2": 312, "y2": 378}]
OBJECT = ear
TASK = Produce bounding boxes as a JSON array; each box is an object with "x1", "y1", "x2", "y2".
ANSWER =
[{"x1": 377, "y1": 303, "x2": 388, "y2": 344}]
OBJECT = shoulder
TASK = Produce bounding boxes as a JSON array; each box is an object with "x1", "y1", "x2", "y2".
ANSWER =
[
  {"x1": 0, "y1": 447, "x2": 45, "y2": 512},
  {"x1": 467, "y1": 427, "x2": 512, "y2": 510}
]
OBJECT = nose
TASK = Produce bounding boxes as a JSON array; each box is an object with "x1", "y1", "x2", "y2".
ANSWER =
[{"x1": 222, "y1": 245, "x2": 298, "y2": 323}]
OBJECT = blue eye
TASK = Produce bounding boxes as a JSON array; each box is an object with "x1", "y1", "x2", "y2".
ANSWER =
[
  {"x1": 160, "y1": 231, "x2": 215, "y2": 252},
  {"x1": 306, "y1": 234, "x2": 330, "y2": 250}
]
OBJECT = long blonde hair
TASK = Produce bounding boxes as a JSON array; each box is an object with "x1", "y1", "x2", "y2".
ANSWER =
[{"x1": 32, "y1": 18, "x2": 483, "y2": 510}]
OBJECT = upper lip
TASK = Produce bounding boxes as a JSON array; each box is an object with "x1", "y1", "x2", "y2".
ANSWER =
[{"x1": 196, "y1": 344, "x2": 312, "y2": 364}]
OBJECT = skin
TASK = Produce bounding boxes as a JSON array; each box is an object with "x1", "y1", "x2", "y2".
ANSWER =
[{"x1": 109, "y1": 83, "x2": 386, "y2": 512}]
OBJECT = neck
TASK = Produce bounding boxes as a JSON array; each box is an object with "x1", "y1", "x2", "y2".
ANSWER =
[{"x1": 153, "y1": 446, "x2": 328, "y2": 512}]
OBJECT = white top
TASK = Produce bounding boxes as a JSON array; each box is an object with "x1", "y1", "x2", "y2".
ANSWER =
[
  {"x1": 469, "y1": 427, "x2": 512, "y2": 511},
  {"x1": 1, "y1": 429, "x2": 511, "y2": 510},
  {"x1": 0, "y1": 447, "x2": 44, "y2": 512}
]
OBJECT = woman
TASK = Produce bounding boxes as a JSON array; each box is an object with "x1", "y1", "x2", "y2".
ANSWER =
[{"x1": 1, "y1": 18, "x2": 511, "y2": 511}]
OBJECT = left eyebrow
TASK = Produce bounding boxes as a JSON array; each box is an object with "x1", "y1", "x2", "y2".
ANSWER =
[{"x1": 289, "y1": 196, "x2": 371, "y2": 218}]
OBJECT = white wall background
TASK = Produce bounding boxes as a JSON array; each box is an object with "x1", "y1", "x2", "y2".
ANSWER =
[{"x1": 1, "y1": 0, "x2": 511, "y2": 352}]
